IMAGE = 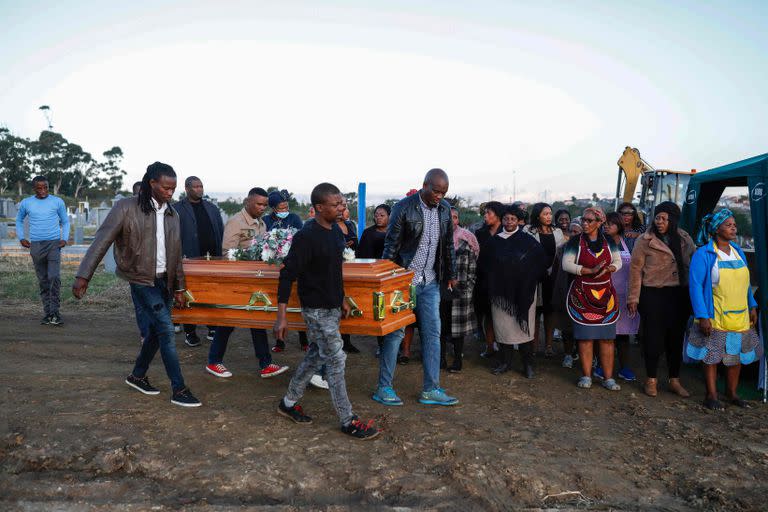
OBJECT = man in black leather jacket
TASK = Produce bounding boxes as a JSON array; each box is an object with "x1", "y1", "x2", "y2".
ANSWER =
[{"x1": 373, "y1": 168, "x2": 460, "y2": 407}]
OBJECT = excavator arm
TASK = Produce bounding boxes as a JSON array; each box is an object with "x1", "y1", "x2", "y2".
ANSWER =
[{"x1": 617, "y1": 146, "x2": 650, "y2": 204}]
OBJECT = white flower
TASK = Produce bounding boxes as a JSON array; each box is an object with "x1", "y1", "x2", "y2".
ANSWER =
[
  {"x1": 343, "y1": 248, "x2": 356, "y2": 261},
  {"x1": 226, "y1": 248, "x2": 237, "y2": 261}
]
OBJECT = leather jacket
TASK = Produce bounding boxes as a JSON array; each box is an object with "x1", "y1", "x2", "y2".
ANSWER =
[
  {"x1": 77, "y1": 196, "x2": 185, "y2": 291},
  {"x1": 382, "y1": 193, "x2": 456, "y2": 283}
]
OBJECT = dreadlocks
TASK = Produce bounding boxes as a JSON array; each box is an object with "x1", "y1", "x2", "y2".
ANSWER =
[{"x1": 138, "y1": 162, "x2": 176, "y2": 215}]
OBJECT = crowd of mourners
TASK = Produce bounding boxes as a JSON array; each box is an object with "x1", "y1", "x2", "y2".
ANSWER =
[{"x1": 15, "y1": 164, "x2": 763, "y2": 441}]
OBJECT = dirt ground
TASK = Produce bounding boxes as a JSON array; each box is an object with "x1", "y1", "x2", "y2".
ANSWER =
[{"x1": 2, "y1": 279, "x2": 768, "y2": 511}]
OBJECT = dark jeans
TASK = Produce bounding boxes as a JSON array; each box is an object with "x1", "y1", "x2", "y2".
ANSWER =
[
  {"x1": 29, "y1": 240, "x2": 61, "y2": 316},
  {"x1": 639, "y1": 286, "x2": 689, "y2": 379},
  {"x1": 130, "y1": 278, "x2": 186, "y2": 392},
  {"x1": 209, "y1": 326, "x2": 272, "y2": 369}
]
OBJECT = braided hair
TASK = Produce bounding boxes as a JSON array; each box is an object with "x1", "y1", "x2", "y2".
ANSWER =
[{"x1": 138, "y1": 162, "x2": 176, "y2": 214}]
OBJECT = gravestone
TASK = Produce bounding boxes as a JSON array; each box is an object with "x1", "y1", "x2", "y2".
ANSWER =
[{"x1": 104, "y1": 243, "x2": 117, "y2": 273}]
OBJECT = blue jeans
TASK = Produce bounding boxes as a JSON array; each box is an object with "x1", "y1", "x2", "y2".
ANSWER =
[
  {"x1": 130, "y1": 278, "x2": 186, "y2": 392},
  {"x1": 378, "y1": 280, "x2": 441, "y2": 392},
  {"x1": 209, "y1": 326, "x2": 272, "y2": 369}
]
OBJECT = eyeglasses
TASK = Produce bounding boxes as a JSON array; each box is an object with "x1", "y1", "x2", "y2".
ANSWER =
[{"x1": 582, "y1": 217, "x2": 598, "y2": 224}]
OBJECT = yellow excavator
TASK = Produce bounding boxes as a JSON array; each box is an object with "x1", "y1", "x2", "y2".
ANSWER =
[{"x1": 615, "y1": 147, "x2": 696, "y2": 221}]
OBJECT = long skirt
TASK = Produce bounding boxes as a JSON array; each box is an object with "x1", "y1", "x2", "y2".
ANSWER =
[{"x1": 491, "y1": 299, "x2": 537, "y2": 345}]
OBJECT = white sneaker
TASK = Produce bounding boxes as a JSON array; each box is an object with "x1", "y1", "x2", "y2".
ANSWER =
[
  {"x1": 309, "y1": 374, "x2": 329, "y2": 390},
  {"x1": 173, "y1": 324, "x2": 182, "y2": 334},
  {"x1": 562, "y1": 354, "x2": 574, "y2": 369}
]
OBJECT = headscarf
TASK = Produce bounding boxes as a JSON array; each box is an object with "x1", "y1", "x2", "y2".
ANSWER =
[
  {"x1": 696, "y1": 208, "x2": 734, "y2": 246},
  {"x1": 453, "y1": 226, "x2": 480, "y2": 256},
  {"x1": 487, "y1": 228, "x2": 547, "y2": 334},
  {"x1": 268, "y1": 191, "x2": 285, "y2": 208},
  {"x1": 582, "y1": 206, "x2": 605, "y2": 223}
]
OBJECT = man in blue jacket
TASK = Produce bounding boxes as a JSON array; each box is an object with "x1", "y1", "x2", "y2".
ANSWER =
[
  {"x1": 174, "y1": 176, "x2": 224, "y2": 346},
  {"x1": 16, "y1": 175, "x2": 70, "y2": 326}
]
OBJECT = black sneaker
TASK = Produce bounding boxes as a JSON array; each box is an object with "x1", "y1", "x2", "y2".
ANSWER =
[
  {"x1": 206, "y1": 329, "x2": 216, "y2": 341},
  {"x1": 48, "y1": 313, "x2": 63, "y2": 326},
  {"x1": 185, "y1": 333, "x2": 201, "y2": 347},
  {"x1": 341, "y1": 416, "x2": 380, "y2": 440},
  {"x1": 171, "y1": 388, "x2": 202, "y2": 407},
  {"x1": 277, "y1": 399, "x2": 312, "y2": 424},
  {"x1": 40, "y1": 315, "x2": 51, "y2": 325},
  {"x1": 125, "y1": 374, "x2": 160, "y2": 395}
]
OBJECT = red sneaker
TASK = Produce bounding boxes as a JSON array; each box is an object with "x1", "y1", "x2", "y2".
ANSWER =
[
  {"x1": 271, "y1": 339, "x2": 286, "y2": 353},
  {"x1": 206, "y1": 363, "x2": 232, "y2": 378},
  {"x1": 260, "y1": 364, "x2": 289, "y2": 378}
]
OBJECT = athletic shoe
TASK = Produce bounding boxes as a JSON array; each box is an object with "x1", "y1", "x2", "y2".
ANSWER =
[
  {"x1": 618, "y1": 367, "x2": 636, "y2": 381},
  {"x1": 271, "y1": 339, "x2": 286, "y2": 353},
  {"x1": 206, "y1": 329, "x2": 215, "y2": 341},
  {"x1": 277, "y1": 399, "x2": 312, "y2": 423},
  {"x1": 562, "y1": 354, "x2": 574, "y2": 368},
  {"x1": 48, "y1": 313, "x2": 62, "y2": 326},
  {"x1": 592, "y1": 366, "x2": 605, "y2": 380},
  {"x1": 185, "y1": 333, "x2": 201, "y2": 347},
  {"x1": 341, "y1": 416, "x2": 380, "y2": 440},
  {"x1": 577, "y1": 376, "x2": 592, "y2": 389},
  {"x1": 300, "y1": 344, "x2": 309, "y2": 352},
  {"x1": 206, "y1": 363, "x2": 232, "y2": 378},
  {"x1": 171, "y1": 388, "x2": 202, "y2": 407},
  {"x1": 372, "y1": 386, "x2": 403, "y2": 406},
  {"x1": 602, "y1": 378, "x2": 621, "y2": 391},
  {"x1": 40, "y1": 315, "x2": 51, "y2": 325},
  {"x1": 309, "y1": 374, "x2": 329, "y2": 390},
  {"x1": 125, "y1": 374, "x2": 160, "y2": 395},
  {"x1": 173, "y1": 324, "x2": 182, "y2": 334},
  {"x1": 260, "y1": 363, "x2": 289, "y2": 378},
  {"x1": 419, "y1": 388, "x2": 459, "y2": 406}
]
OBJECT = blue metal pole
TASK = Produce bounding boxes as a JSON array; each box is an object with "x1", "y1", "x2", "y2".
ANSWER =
[{"x1": 357, "y1": 182, "x2": 366, "y2": 241}]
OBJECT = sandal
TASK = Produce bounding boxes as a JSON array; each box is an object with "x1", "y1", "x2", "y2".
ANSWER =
[
  {"x1": 729, "y1": 398, "x2": 752, "y2": 409},
  {"x1": 602, "y1": 378, "x2": 621, "y2": 391},
  {"x1": 577, "y1": 376, "x2": 592, "y2": 389},
  {"x1": 703, "y1": 398, "x2": 725, "y2": 411}
]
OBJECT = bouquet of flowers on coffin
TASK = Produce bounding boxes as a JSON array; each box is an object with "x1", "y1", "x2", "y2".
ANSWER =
[{"x1": 228, "y1": 228, "x2": 297, "y2": 265}]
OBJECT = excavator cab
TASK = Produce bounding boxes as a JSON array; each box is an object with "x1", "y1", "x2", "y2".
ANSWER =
[{"x1": 615, "y1": 147, "x2": 695, "y2": 222}]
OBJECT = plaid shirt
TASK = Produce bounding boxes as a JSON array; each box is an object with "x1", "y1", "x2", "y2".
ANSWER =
[{"x1": 409, "y1": 195, "x2": 440, "y2": 285}]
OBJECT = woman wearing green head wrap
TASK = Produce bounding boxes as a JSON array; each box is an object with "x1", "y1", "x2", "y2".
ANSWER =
[{"x1": 687, "y1": 209, "x2": 761, "y2": 411}]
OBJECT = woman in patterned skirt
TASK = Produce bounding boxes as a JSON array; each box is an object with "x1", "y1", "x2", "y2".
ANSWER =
[
  {"x1": 687, "y1": 209, "x2": 762, "y2": 410},
  {"x1": 562, "y1": 207, "x2": 623, "y2": 391}
]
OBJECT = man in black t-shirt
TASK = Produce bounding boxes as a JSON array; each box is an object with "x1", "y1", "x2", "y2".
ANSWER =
[
  {"x1": 274, "y1": 182, "x2": 379, "y2": 440},
  {"x1": 174, "y1": 176, "x2": 224, "y2": 346}
]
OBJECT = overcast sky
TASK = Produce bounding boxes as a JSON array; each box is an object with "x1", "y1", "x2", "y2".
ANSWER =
[{"x1": 1, "y1": 0, "x2": 766, "y2": 204}]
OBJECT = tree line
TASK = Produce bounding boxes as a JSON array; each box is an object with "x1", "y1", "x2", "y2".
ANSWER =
[{"x1": 0, "y1": 126, "x2": 126, "y2": 199}]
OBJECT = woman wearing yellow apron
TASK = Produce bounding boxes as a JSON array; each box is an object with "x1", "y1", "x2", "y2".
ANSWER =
[{"x1": 687, "y1": 209, "x2": 761, "y2": 410}]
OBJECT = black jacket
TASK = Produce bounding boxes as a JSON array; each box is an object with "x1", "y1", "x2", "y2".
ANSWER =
[
  {"x1": 382, "y1": 193, "x2": 456, "y2": 283},
  {"x1": 174, "y1": 198, "x2": 224, "y2": 258}
]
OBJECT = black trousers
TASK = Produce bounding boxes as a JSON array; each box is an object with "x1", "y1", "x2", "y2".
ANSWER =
[{"x1": 638, "y1": 286, "x2": 689, "y2": 379}]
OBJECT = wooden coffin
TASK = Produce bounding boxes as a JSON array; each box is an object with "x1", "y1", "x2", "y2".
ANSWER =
[{"x1": 172, "y1": 258, "x2": 416, "y2": 336}]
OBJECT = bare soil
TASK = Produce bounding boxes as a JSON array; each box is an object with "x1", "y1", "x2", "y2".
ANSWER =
[{"x1": 2, "y1": 281, "x2": 768, "y2": 511}]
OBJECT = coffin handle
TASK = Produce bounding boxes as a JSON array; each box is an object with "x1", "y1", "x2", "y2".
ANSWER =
[
  {"x1": 345, "y1": 296, "x2": 364, "y2": 318},
  {"x1": 390, "y1": 285, "x2": 416, "y2": 313}
]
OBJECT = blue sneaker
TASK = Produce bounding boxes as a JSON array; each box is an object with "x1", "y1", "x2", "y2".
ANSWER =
[
  {"x1": 592, "y1": 366, "x2": 605, "y2": 380},
  {"x1": 372, "y1": 386, "x2": 403, "y2": 406},
  {"x1": 617, "y1": 367, "x2": 636, "y2": 382},
  {"x1": 419, "y1": 388, "x2": 459, "y2": 406}
]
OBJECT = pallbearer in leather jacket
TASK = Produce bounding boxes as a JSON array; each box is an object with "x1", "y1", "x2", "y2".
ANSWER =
[{"x1": 374, "y1": 169, "x2": 461, "y2": 408}]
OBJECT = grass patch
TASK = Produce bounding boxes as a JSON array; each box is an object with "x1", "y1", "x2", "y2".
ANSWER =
[{"x1": 0, "y1": 257, "x2": 121, "y2": 303}]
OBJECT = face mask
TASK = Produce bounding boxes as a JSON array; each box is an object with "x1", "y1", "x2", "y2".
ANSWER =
[{"x1": 275, "y1": 211, "x2": 289, "y2": 219}]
